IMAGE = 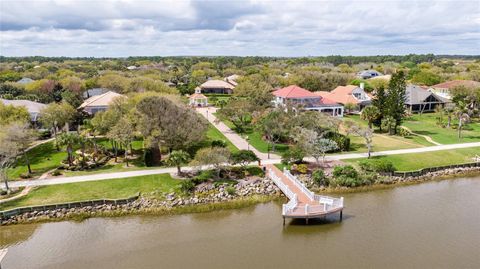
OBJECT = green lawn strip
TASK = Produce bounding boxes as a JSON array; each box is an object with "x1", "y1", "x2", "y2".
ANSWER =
[
  {"x1": 403, "y1": 113, "x2": 480, "y2": 144},
  {"x1": 213, "y1": 112, "x2": 288, "y2": 154},
  {"x1": 206, "y1": 123, "x2": 239, "y2": 152},
  {"x1": 7, "y1": 141, "x2": 66, "y2": 180},
  {"x1": 0, "y1": 174, "x2": 181, "y2": 211},
  {"x1": 204, "y1": 94, "x2": 231, "y2": 105},
  {"x1": 344, "y1": 147, "x2": 480, "y2": 172}
]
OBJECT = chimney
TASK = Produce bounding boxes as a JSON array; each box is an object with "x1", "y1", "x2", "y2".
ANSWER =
[{"x1": 360, "y1": 82, "x2": 365, "y2": 90}]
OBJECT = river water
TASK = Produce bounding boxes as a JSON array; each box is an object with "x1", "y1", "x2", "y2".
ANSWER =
[{"x1": 1, "y1": 177, "x2": 480, "y2": 269}]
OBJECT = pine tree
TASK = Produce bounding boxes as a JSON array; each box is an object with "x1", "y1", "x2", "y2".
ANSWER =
[
  {"x1": 372, "y1": 85, "x2": 387, "y2": 131},
  {"x1": 386, "y1": 71, "x2": 406, "y2": 135}
]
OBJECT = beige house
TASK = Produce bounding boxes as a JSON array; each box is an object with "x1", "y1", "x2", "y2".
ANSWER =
[
  {"x1": 79, "y1": 91, "x2": 125, "y2": 115},
  {"x1": 199, "y1": 79, "x2": 235, "y2": 94},
  {"x1": 429, "y1": 80, "x2": 480, "y2": 100}
]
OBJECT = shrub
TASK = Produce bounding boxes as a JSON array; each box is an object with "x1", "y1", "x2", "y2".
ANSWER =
[
  {"x1": 51, "y1": 169, "x2": 62, "y2": 176},
  {"x1": 230, "y1": 150, "x2": 259, "y2": 167},
  {"x1": 281, "y1": 146, "x2": 306, "y2": 165},
  {"x1": 192, "y1": 170, "x2": 215, "y2": 184},
  {"x1": 19, "y1": 173, "x2": 32, "y2": 179},
  {"x1": 246, "y1": 166, "x2": 264, "y2": 177},
  {"x1": 225, "y1": 186, "x2": 236, "y2": 196},
  {"x1": 358, "y1": 159, "x2": 396, "y2": 173},
  {"x1": 333, "y1": 165, "x2": 358, "y2": 179},
  {"x1": 180, "y1": 180, "x2": 195, "y2": 193},
  {"x1": 331, "y1": 165, "x2": 374, "y2": 187},
  {"x1": 143, "y1": 148, "x2": 155, "y2": 167},
  {"x1": 295, "y1": 164, "x2": 308, "y2": 174},
  {"x1": 37, "y1": 129, "x2": 52, "y2": 139},
  {"x1": 398, "y1": 127, "x2": 412, "y2": 137},
  {"x1": 211, "y1": 140, "x2": 227, "y2": 148},
  {"x1": 312, "y1": 169, "x2": 329, "y2": 186},
  {"x1": 324, "y1": 131, "x2": 350, "y2": 151}
]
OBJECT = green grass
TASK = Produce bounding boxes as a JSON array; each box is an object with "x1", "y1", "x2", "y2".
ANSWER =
[
  {"x1": 0, "y1": 174, "x2": 181, "y2": 211},
  {"x1": 340, "y1": 115, "x2": 431, "y2": 153},
  {"x1": 345, "y1": 147, "x2": 480, "y2": 172},
  {"x1": 402, "y1": 113, "x2": 480, "y2": 144},
  {"x1": 7, "y1": 141, "x2": 66, "y2": 180},
  {"x1": 213, "y1": 112, "x2": 289, "y2": 154},
  {"x1": 205, "y1": 94, "x2": 231, "y2": 105},
  {"x1": 205, "y1": 123, "x2": 239, "y2": 152}
]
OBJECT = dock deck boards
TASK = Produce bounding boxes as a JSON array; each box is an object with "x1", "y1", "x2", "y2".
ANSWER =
[{"x1": 266, "y1": 164, "x2": 343, "y2": 219}]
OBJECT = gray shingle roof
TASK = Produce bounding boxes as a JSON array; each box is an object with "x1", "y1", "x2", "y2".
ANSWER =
[{"x1": 405, "y1": 85, "x2": 449, "y2": 105}]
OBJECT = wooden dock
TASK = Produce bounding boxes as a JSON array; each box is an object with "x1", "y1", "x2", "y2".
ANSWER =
[
  {"x1": 0, "y1": 248, "x2": 8, "y2": 269},
  {"x1": 265, "y1": 164, "x2": 344, "y2": 224}
]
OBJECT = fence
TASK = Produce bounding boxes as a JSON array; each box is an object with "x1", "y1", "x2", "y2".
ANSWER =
[
  {"x1": 0, "y1": 193, "x2": 140, "y2": 220},
  {"x1": 386, "y1": 162, "x2": 480, "y2": 178}
]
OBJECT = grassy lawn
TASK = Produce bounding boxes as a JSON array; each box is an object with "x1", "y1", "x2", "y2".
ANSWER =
[
  {"x1": 0, "y1": 174, "x2": 181, "y2": 211},
  {"x1": 342, "y1": 115, "x2": 432, "y2": 153},
  {"x1": 205, "y1": 94, "x2": 231, "y2": 105},
  {"x1": 7, "y1": 141, "x2": 66, "y2": 181},
  {"x1": 402, "y1": 113, "x2": 480, "y2": 144},
  {"x1": 10, "y1": 127, "x2": 237, "y2": 179},
  {"x1": 206, "y1": 123, "x2": 239, "y2": 152},
  {"x1": 213, "y1": 112, "x2": 289, "y2": 154},
  {"x1": 345, "y1": 147, "x2": 480, "y2": 172}
]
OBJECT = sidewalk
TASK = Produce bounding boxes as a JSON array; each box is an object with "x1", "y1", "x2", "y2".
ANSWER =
[{"x1": 196, "y1": 107, "x2": 281, "y2": 160}]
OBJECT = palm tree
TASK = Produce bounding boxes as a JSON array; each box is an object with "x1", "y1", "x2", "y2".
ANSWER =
[
  {"x1": 57, "y1": 132, "x2": 81, "y2": 167},
  {"x1": 455, "y1": 101, "x2": 470, "y2": 139},
  {"x1": 81, "y1": 119, "x2": 98, "y2": 163},
  {"x1": 443, "y1": 106, "x2": 454, "y2": 128},
  {"x1": 166, "y1": 150, "x2": 190, "y2": 175},
  {"x1": 344, "y1": 103, "x2": 357, "y2": 114},
  {"x1": 360, "y1": 105, "x2": 380, "y2": 129}
]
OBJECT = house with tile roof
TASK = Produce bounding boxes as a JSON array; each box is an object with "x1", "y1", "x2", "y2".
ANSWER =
[
  {"x1": 429, "y1": 80, "x2": 480, "y2": 99},
  {"x1": 199, "y1": 79, "x2": 236, "y2": 94},
  {"x1": 1, "y1": 98, "x2": 46, "y2": 123},
  {"x1": 79, "y1": 91, "x2": 125, "y2": 115},
  {"x1": 272, "y1": 85, "x2": 344, "y2": 117},
  {"x1": 315, "y1": 84, "x2": 372, "y2": 112},
  {"x1": 406, "y1": 85, "x2": 450, "y2": 113}
]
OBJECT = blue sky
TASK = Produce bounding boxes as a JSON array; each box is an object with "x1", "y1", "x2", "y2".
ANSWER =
[{"x1": 1, "y1": 0, "x2": 479, "y2": 57}]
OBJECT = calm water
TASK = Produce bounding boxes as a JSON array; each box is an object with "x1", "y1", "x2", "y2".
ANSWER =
[{"x1": 2, "y1": 177, "x2": 480, "y2": 269}]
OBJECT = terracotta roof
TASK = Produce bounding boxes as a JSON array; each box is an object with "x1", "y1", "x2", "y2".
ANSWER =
[
  {"x1": 431, "y1": 80, "x2": 480, "y2": 89},
  {"x1": 189, "y1": 93, "x2": 207, "y2": 99},
  {"x1": 273, "y1": 85, "x2": 319, "y2": 98},
  {"x1": 79, "y1": 91, "x2": 125, "y2": 109},
  {"x1": 316, "y1": 85, "x2": 363, "y2": 105},
  {"x1": 200, "y1": 80, "x2": 235, "y2": 89}
]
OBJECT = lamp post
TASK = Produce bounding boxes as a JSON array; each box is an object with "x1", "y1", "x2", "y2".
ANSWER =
[{"x1": 246, "y1": 136, "x2": 249, "y2": 150}]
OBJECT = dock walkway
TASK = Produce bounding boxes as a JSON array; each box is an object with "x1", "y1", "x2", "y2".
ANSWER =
[{"x1": 265, "y1": 164, "x2": 344, "y2": 223}]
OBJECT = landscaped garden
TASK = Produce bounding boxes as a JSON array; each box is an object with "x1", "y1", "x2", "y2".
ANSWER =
[{"x1": 0, "y1": 174, "x2": 181, "y2": 210}]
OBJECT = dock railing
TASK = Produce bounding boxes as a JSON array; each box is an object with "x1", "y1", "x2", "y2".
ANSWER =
[
  {"x1": 284, "y1": 168, "x2": 315, "y2": 200},
  {"x1": 268, "y1": 168, "x2": 298, "y2": 215},
  {"x1": 284, "y1": 168, "x2": 344, "y2": 213}
]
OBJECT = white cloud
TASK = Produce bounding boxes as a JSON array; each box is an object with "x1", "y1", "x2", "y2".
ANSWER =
[{"x1": 0, "y1": 0, "x2": 479, "y2": 56}]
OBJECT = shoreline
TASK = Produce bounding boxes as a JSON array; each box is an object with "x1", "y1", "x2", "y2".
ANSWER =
[{"x1": 3, "y1": 167, "x2": 480, "y2": 226}]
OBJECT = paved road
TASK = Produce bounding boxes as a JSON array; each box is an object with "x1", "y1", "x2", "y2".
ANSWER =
[
  {"x1": 5, "y1": 141, "x2": 480, "y2": 189},
  {"x1": 196, "y1": 107, "x2": 281, "y2": 160}
]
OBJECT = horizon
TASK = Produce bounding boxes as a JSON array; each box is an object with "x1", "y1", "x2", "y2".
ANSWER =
[{"x1": 1, "y1": 0, "x2": 479, "y2": 57}]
